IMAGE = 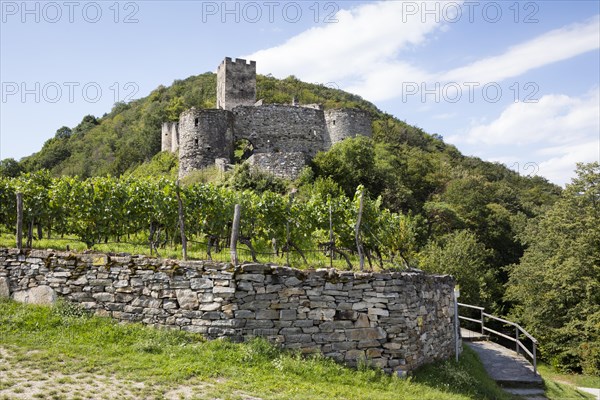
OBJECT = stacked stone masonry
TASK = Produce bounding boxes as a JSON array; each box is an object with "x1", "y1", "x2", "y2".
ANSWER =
[
  {"x1": 0, "y1": 248, "x2": 456, "y2": 374},
  {"x1": 163, "y1": 57, "x2": 373, "y2": 179}
]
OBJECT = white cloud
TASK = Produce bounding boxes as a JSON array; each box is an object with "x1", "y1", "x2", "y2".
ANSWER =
[
  {"x1": 537, "y1": 140, "x2": 600, "y2": 185},
  {"x1": 441, "y1": 16, "x2": 600, "y2": 84},
  {"x1": 459, "y1": 89, "x2": 600, "y2": 185},
  {"x1": 462, "y1": 90, "x2": 599, "y2": 146},
  {"x1": 247, "y1": 5, "x2": 599, "y2": 102},
  {"x1": 246, "y1": 1, "x2": 442, "y2": 99}
]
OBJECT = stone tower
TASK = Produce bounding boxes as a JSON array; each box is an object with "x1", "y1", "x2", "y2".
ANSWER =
[
  {"x1": 177, "y1": 108, "x2": 233, "y2": 179},
  {"x1": 324, "y1": 109, "x2": 373, "y2": 147},
  {"x1": 216, "y1": 57, "x2": 256, "y2": 111}
]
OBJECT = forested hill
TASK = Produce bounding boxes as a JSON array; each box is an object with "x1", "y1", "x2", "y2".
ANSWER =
[
  {"x1": 3, "y1": 69, "x2": 599, "y2": 376},
  {"x1": 6, "y1": 70, "x2": 559, "y2": 206},
  {"x1": 2, "y1": 68, "x2": 563, "y2": 300}
]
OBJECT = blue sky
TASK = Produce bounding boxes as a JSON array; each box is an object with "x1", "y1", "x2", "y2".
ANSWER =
[{"x1": 1, "y1": 0, "x2": 598, "y2": 185}]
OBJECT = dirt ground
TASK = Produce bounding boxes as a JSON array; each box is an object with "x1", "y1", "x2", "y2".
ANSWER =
[{"x1": 0, "y1": 346, "x2": 261, "y2": 400}]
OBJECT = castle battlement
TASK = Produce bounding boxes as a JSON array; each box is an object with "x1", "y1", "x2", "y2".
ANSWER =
[
  {"x1": 162, "y1": 57, "x2": 372, "y2": 180},
  {"x1": 219, "y1": 57, "x2": 257, "y2": 68}
]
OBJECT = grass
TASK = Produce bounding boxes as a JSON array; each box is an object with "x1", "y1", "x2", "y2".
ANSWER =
[
  {"x1": 0, "y1": 298, "x2": 519, "y2": 400},
  {"x1": 538, "y1": 363, "x2": 600, "y2": 389},
  {"x1": 0, "y1": 232, "x2": 370, "y2": 271}
]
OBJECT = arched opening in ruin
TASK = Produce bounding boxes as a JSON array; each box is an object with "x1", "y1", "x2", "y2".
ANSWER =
[{"x1": 234, "y1": 138, "x2": 254, "y2": 164}]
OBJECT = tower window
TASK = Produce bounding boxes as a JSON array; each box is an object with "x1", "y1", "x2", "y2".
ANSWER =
[
  {"x1": 194, "y1": 118, "x2": 199, "y2": 127},
  {"x1": 332, "y1": 120, "x2": 336, "y2": 126},
  {"x1": 194, "y1": 139, "x2": 199, "y2": 147}
]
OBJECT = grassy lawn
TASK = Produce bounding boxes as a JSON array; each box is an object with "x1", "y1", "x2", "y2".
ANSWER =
[{"x1": 0, "y1": 299, "x2": 520, "y2": 400}]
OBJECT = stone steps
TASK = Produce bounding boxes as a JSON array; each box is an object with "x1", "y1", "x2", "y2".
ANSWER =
[
  {"x1": 504, "y1": 388, "x2": 547, "y2": 399},
  {"x1": 465, "y1": 341, "x2": 545, "y2": 398},
  {"x1": 460, "y1": 328, "x2": 489, "y2": 342}
]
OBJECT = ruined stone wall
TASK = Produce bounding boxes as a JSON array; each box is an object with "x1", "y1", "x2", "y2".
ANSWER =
[
  {"x1": 324, "y1": 109, "x2": 373, "y2": 148},
  {"x1": 217, "y1": 58, "x2": 256, "y2": 111},
  {"x1": 247, "y1": 152, "x2": 308, "y2": 179},
  {"x1": 233, "y1": 105, "x2": 327, "y2": 158},
  {"x1": 178, "y1": 108, "x2": 233, "y2": 179},
  {"x1": 161, "y1": 122, "x2": 179, "y2": 153},
  {"x1": 0, "y1": 248, "x2": 456, "y2": 375}
]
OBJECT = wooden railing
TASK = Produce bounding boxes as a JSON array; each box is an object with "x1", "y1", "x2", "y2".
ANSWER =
[{"x1": 458, "y1": 302, "x2": 538, "y2": 374}]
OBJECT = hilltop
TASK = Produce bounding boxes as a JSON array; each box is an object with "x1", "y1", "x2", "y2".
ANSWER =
[{"x1": 6, "y1": 69, "x2": 597, "y2": 377}]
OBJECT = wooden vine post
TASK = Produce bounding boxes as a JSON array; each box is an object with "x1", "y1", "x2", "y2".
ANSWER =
[
  {"x1": 355, "y1": 189, "x2": 365, "y2": 271},
  {"x1": 230, "y1": 204, "x2": 241, "y2": 266},
  {"x1": 329, "y1": 201, "x2": 334, "y2": 269},
  {"x1": 176, "y1": 181, "x2": 187, "y2": 260},
  {"x1": 16, "y1": 193, "x2": 23, "y2": 250}
]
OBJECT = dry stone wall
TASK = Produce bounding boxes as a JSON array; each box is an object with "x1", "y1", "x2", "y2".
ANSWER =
[{"x1": 0, "y1": 248, "x2": 456, "y2": 374}]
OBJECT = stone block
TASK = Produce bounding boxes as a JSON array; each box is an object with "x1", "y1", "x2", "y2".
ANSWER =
[
  {"x1": 213, "y1": 286, "x2": 235, "y2": 294},
  {"x1": 13, "y1": 285, "x2": 56, "y2": 305},
  {"x1": 199, "y1": 302, "x2": 221, "y2": 312},
  {"x1": 176, "y1": 289, "x2": 199, "y2": 310},
  {"x1": 256, "y1": 309, "x2": 278, "y2": 320},
  {"x1": 368, "y1": 308, "x2": 389, "y2": 317},
  {"x1": 308, "y1": 308, "x2": 335, "y2": 321},
  {"x1": 346, "y1": 327, "x2": 387, "y2": 341},
  {"x1": 92, "y1": 293, "x2": 115, "y2": 302},
  {"x1": 345, "y1": 349, "x2": 365, "y2": 361},
  {"x1": 237, "y1": 273, "x2": 265, "y2": 283},
  {"x1": 280, "y1": 309, "x2": 296, "y2": 320},
  {"x1": 284, "y1": 334, "x2": 312, "y2": 343},
  {"x1": 245, "y1": 319, "x2": 274, "y2": 329},
  {"x1": 354, "y1": 313, "x2": 371, "y2": 328},
  {"x1": 234, "y1": 310, "x2": 255, "y2": 319},
  {"x1": 0, "y1": 277, "x2": 9, "y2": 298}
]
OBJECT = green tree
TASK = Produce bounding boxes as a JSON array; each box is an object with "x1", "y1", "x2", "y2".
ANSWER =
[
  {"x1": 72, "y1": 115, "x2": 99, "y2": 136},
  {"x1": 54, "y1": 126, "x2": 72, "y2": 139},
  {"x1": 419, "y1": 230, "x2": 494, "y2": 307},
  {"x1": 312, "y1": 136, "x2": 384, "y2": 197},
  {"x1": 0, "y1": 158, "x2": 23, "y2": 178},
  {"x1": 506, "y1": 162, "x2": 600, "y2": 375}
]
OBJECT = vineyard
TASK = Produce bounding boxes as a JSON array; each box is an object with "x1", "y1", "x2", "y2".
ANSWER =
[{"x1": 0, "y1": 171, "x2": 419, "y2": 270}]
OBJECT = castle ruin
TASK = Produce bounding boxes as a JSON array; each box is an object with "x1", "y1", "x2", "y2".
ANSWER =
[{"x1": 162, "y1": 57, "x2": 372, "y2": 179}]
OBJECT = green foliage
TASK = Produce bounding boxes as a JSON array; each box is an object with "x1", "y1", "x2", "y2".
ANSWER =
[
  {"x1": 224, "y1": 163, "x2": 288, "y2": 194},
  {"x1": 54, "y1": 126, "x2": 72, "y2": 139},
  {"x1": 0, "y1": 175, "x2": 420, "y2": 266},
  {"x1": 312, "y1": 137, "x2": 387, "y2": 198},
  {"x1": 0, "y1": 299, "x2": 531, "y2": 400},
  {"x1": 127, "y1": 151, "x2": 178, "y2": 180},
  {"x1": 419, "y1": 230, "x2": 495, "y2": 307},
  {"x1": 256, "y1": 75, "x2": 376, "y2": 111},
  {"x1": 0, "y1": 158, "x2": 23, "y2": 178},
  {"x1": 506, "y1": 162, "x2": 600, "y2": 375}
]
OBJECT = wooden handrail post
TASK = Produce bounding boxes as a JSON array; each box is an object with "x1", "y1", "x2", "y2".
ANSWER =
[
  {"x1": 533, "y1": 343, "x2": 537, "y2": 374},
  {"x1": 480, "y1": 309, "x2": 485, "y2": 335},
  {"x1": 516, "y1": 326, "x2": 520, "y2": 354}
]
